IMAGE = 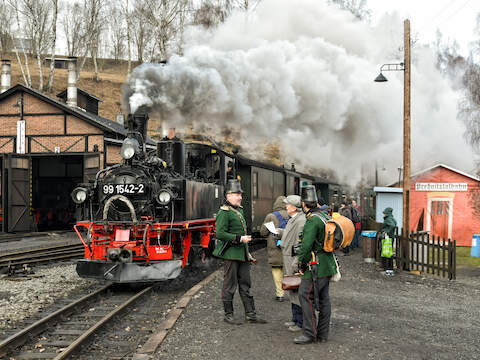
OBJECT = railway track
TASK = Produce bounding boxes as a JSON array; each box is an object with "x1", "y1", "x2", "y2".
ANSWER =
[
  {"x1": 0, "y1": 244, "x2": 85, "y2": 271},
  {"x1": 0, "y1": 283, "x2": 154, "y2": 359}
]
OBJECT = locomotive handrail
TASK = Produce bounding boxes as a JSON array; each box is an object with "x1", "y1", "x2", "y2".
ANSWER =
[
  {"x1": 103, "y1": 195, "x2": 138, "y2": 223},
  {"x1": 74, "y1": 224, "x2": 92, "y2": 255},
  {"x1": 142, "y1": 223, "x2": 151, "y2": 257}
]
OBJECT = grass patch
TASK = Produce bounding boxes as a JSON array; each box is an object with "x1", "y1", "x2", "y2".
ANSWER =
[{"x1": 456, "y1": 246, "x2": 480, "y2": 268}]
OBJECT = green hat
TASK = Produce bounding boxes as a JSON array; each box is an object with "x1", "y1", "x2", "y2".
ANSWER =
[{"x1": 226, "y1": 179, "x2": 243, "y2": 194}]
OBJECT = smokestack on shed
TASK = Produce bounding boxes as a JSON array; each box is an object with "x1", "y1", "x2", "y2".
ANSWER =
[
  {"x1": 1, "y1": 59, "x2": 11, "y2": 93},
  {"x1": 67, "y1": 57, "x2": 77, "y2": 107}
]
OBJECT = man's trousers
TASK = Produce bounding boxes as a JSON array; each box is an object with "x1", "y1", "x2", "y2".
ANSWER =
[
  {"x1": 221, "y1": 260, "x2": 255, "y2": 316},
  {"x1": 299, "y1": 276, "x2": 331, "y2": 340}
]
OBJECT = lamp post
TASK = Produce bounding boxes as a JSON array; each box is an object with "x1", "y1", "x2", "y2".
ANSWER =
[{"x1": 375, "y1": 19, "x2": 411, "y2": 267}]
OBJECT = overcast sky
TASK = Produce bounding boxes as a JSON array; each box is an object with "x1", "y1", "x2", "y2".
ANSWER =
[{"x1": 367, "y1": 0, "x2": 480, "y2": 55}]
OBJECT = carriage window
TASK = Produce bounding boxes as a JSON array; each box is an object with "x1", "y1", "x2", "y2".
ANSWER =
[{"x1": 252, "y1": 172, "x2": 258, "y2": 198}]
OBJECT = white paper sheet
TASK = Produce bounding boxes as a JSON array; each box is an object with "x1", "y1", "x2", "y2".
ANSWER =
[{"x1": 264, "y1": 221, "x2": 278, "y2": 235}]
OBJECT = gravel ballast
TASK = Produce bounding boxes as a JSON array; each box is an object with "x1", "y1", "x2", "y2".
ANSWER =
[{"x1": 0, "y1": 264, "x2": 96, "y2": 330}]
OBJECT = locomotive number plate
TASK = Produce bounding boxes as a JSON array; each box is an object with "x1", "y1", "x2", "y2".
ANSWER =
[{"x1": 102, "y1": 184, "x2": 145, "y2": 195}]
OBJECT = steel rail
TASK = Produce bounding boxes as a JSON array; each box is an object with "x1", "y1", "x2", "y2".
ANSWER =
[
  {"x1": 53, "y1": 285, "x2": 153, "y2": 360},
  {"x1": 0, "y1": 243, "x2": 84, "y2": 259},
  {"x1": 0, "y1": 284, "x2": 112, "y2": 357},
  {"x1": 0, "y1": 251, "x2": 85, "y2": 269}
]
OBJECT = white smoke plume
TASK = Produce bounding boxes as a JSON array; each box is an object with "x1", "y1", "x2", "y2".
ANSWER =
[{"x1": 122, "y1": 0, "x2": 476, "y2": 185}]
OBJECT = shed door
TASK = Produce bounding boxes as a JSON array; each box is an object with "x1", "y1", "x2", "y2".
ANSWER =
[
  {"x1": 430, "y1": 200, "x2": 450, "y2": 240},
  {"x1": 6, "y1": 155, "x2": 32, "y2": 232},
  {"x1": 84, "y1": 154, "x2": 100, "y2": 183}
]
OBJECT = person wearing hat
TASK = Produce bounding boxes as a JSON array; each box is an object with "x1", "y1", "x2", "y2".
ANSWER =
[
  {"x1": 295, "y1": 185, "x2": 337, "y2": 344},
  {"x1": 277, "y1": 195, "x2": 306, "y2": 333},
  {"x1": 380, "y1": 207, "x2": 397, "y2": 276},
  {"x1": 213, "y1": 179, "x2": 267, "y2": 325},
  {"x1": 260, "y1": 196, "x2": 289, "y2": 302}
]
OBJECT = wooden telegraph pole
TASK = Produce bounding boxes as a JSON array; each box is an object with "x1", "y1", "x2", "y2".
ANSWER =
[{"x1": 403, "y1": 19, "x2": 411, "y2": 268}]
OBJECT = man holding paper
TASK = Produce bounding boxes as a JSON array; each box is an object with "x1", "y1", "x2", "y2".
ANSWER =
[{"x1": 260, "y1": 196, "x2": 289, "y2": 302}]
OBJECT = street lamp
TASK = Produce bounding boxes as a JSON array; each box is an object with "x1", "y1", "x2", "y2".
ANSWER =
[{"x1": 375, "y1": 19, "x2": 411, "y2": 269}]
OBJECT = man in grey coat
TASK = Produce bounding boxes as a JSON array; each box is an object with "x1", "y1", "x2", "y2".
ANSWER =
[{"x1": 278, "y1": 195, "x2": 306, "y2": 332}]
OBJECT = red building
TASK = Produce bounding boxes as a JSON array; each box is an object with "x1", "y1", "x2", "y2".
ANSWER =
[{"x1": 408, "y1": 164, "x2": 480, "y2": 246}]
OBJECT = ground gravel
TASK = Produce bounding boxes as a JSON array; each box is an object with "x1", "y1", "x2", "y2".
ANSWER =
[
  {"x1": 156, "y1": 248, "x2": 480, "y2": 360},
  {"x1": 0, "y1": 263, "x2": 96, "y2": 330}
]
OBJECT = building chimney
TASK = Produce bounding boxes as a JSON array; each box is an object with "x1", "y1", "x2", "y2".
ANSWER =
[
  {"x1": 1, "y1": 59, "x2": 11, "y2": 93},
  {"x1": 67, "y1": 57, "x2": 77, "y2": 107},
  {"x1": 116, "y1": 111, "x2": 124, "y2": 126}
]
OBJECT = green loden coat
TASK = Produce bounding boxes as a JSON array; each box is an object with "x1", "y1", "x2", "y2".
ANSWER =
[
  {"x1": 298, "y1": 208, "x2": 337, "y2": 280},
  {"x1": 212, "y1": 204, "x2": 249, "y2": 262}
]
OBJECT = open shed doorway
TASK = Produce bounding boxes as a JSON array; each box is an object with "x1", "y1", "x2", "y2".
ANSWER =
[{"x1": 32, "y1": 155, "x2": 83, "y2": 231}]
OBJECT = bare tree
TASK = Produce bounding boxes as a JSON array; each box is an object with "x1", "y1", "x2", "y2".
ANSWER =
[
  {"x1": 0, "y1": 0, "x2": 13, "y2": 56},
  {"x1": 9, "y1": 1, "x2": 32, "y2": 87},
  {"x1": 328, "y1": 0, "x2": 371, "y2": 21},
  {"x1": 9, "y1": 0, "x2": 55, "y2": 91},
  {"x1": 193, "y1": 1, "x2": 226, "y2": 29},
  {"x1": 108, "y1": 1, "x2": 126, "y2": 61},
  {"x1": 138, "y1": 0, "x2": 190, "y2": 61},
  {"x1": 45, "y1": 0, "x2": 58, "y2": 93},
  {"x1": 75, "y1": 0, "x2": 104, "y2": 82},
  {"x1": 124, "y1": 0, "x2": 132, "y2": 73},
  {"x1": 61, "y1": 1, "x2": 85, "y2": 57}
]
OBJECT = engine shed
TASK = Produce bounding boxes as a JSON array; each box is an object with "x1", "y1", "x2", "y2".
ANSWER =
[{"x1": 0, "y1": 83, "x2": 151, "y2": 233}]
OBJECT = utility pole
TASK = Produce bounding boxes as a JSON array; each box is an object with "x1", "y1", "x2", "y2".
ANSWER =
[
  {"x1": 402, "y1": 19, "x2": 411, "y2": 269},
  {"x1": 403, "y1": 19, "x2": 411, "y2": 237}
]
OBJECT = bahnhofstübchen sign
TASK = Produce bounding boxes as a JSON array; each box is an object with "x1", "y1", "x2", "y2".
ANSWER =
[{"x1": 415, "y1": 183, "x2": 468, "y2": 191}]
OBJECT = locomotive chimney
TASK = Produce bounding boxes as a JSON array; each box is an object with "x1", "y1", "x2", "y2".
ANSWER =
[
  {"x1": 67, "y1": 57, "x2": 77, "y2": 107},
  {"x1": 1, "y1": 59, "x2": 11, "y2": 93}
]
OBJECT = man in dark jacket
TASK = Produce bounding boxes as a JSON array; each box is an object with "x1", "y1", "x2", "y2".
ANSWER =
[
  {"x1": 295, "y1": 185, "x2": 337, "y2": 344},
  {"x1": 213, "y1": 179, "x2": 266, "y2": 325},
  {"x1": 380, "y1": 207, "x2": 397, "y2": 276},
  {"x1": 339, "y1": 200, "x2": 353, "y2": 255},
  {"x1": 260, "y1": 196, "x2": 289, "y2": 302}
]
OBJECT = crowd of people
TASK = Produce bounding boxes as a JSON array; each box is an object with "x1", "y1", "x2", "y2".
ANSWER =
[{"x1": 213, "y1": 179, "x2": 396, "y2": 345}]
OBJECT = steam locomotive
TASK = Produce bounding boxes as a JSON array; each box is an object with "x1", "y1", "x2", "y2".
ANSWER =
[
  {"x1": 72, "y1": 112, "x2": 343, "y2": 283},
  {"x1": 72, "y1": 113, "x2": 222, "y2": 283}
]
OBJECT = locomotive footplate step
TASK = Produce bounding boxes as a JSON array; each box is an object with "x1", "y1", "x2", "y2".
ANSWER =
[{"x1": 76, "y1": 259, "x2": 183, "y2": 283}]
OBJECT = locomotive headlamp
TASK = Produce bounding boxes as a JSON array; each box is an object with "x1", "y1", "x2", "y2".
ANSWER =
[
  {"x1": 71, "y1": 187, "x2": 88, "y2": 204},
  {"x1": 120, "y1": 138, "x2": 140, "y2": 160},
  {"x1": 157, "y1": 189, "x2": 172, "y2": 205}
]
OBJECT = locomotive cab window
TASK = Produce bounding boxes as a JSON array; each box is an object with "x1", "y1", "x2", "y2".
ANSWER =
[
  {"x1": 252, "y1": 172, "x2": 258, "y2": 198},
  {"x1": 206, "y1": 153, "x2": 221, "y2": 182}
]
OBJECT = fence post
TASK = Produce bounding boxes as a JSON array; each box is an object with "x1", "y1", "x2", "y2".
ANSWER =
[
  {"x1": 442, "y1": 237, "x2": 446, "y2": 278},
  {"x1": 453, "y1": 240, "x2": 456, "y2": 280},
  {"x1": 437, "y1": 236, "x2": 441, "y2": 276},
  {"x1": 427, "y1": 234, "x2": 430, "y2": 274}
]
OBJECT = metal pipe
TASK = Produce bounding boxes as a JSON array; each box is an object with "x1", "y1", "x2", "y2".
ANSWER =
[
  {"x1": 1, "y1": 59, "x2": 11, "y2": 93},
  {"x1": 67, "y1": 57, "x2": 77, "y2": 107}
]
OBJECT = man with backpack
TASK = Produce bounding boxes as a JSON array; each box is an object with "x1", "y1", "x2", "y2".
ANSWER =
[
  {"x1": 260, "y1": 196, "x2": 289, "y2": 302},
  {"x1": 295, "y1": 185, "x2": 337, "y2": 344}
]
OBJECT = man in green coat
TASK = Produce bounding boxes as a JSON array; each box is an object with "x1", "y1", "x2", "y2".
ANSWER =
[
  {"x1": 213, "y1": 179, "x2": 266, "y2": 325},
  {"x1": 295, "y1": 185, "x2": 337, "y2": 344}
]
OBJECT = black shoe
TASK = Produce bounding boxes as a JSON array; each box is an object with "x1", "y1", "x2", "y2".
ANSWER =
[
  {"x1": 246, "y1": 315, "x2": 267, "y2": 324},
  {"x1": 317, "y1": 337, "x2": 328, "y2": 343},
  {"x1": 275, "y1": 296, "x2": 285, "y2": 302},
  {"x1": 294, "y1": 334, "x2": 315, "y2": 344},
  {"x1": 224, "y1": 314, "x2": 243, "y2": 325}
]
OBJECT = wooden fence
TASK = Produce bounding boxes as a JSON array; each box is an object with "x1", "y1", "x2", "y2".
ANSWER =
[{"x1": 393, "y1": 231, "x2": 456, "y2": 280}]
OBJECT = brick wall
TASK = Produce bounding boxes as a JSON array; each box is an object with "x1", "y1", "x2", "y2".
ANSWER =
[
  {"x1": 106, "y1": 144, "x2": 122, "y2": 164},
  {"x1": 66, "y1": 115, "x2": 102, "y2": 134}
]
